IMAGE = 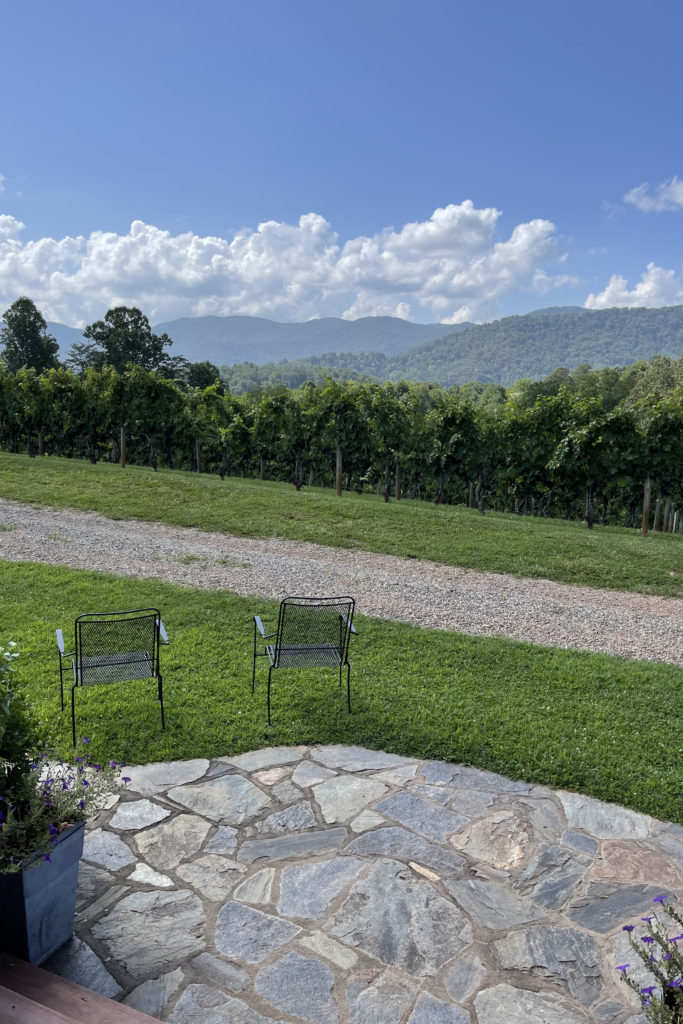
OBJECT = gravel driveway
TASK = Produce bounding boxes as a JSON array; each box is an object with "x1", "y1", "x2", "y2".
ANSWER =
[{"x1": 0, "y1": 497, "x2": 681, "y2": 665}]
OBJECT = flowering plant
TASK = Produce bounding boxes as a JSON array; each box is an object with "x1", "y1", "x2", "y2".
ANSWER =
[
  {"x1": 0, "y1": 642, "x2": 128, "y2": 873},
  {"x1": 617, "y1": 896, "x2": 683, "y2": 1023}
]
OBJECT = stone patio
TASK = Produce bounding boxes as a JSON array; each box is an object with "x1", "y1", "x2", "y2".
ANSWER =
[{"x1": 44, "y1": 745, "x2": 683, "y2": 1023}]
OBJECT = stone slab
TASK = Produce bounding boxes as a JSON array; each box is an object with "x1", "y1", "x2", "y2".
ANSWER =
[
  {"x1": 495, "y1": 926, "x2": 602, "y2": 1005},
  {"x1": 215, "y1": 901, "x2": 300, "y2": 962},
  {"x1": 292, "y1": 761, "x2": 337, "y2": 787},
  {"x1": 474, "y1": 983, "x2": 591, "y2": 1023},
  {"x1": 205, "y1": 824, "x2": 239, "y2": 854},
  {"x1": 558, "y1": 791, "x2": 652, "y2": 840},
  {"x1": 407, "y1": 992, "x2": 471, "y2": 1024},
  {"x1": 91, "y1": 889, "x2": 205, "y2": 977},
  {"x1": 278, "y1": 857, "x2": 364, "y2": 919},
  {"x1": 233, "y1": 867, "x2": 276, "y2": 904},
  {"x1": 222, "y1": 746, "x2": 307, "y2": 771},
  {"x1": 256, "y1": 800, "x2": 316, "y2": 834},
  {"x1": 128, "y1": 863, "x2": 174, "y2": 887},
  {"x1": 566, "y1": 881, "x2": 671, "y2": 933},
  {"x1": 350, "y1": 810, "x2": 385, "y2": 833},
  {"x1": 376, "y1": 792, "x2": 466, "y2": 844},
  {"x1": 299, "y1": 932, "x2": 358, "y2": 970},
  {"x1": 445, "y1": 879, "x2": 545, "y2": 930},
  {"x1": 445, "y1": 953, "x2": 487, "y2": 1003},
  {"x1": 109, "y1": 798, "x2": 171, "y2": 831},
  {"x1": 167, "y1": 984, "x2": 288, "y2": 1024},
  {"x1": 327, "y1": 859, "x2": 472, "y2": 976},
  {"x1": 562, "y1": 829, "x2": 599, "y2": 855},
  {"x1": 122, "y1": 967, "x2": 183, "y2": 1016},
  {"x1": 449, "y1": 790, "x2": 496, "y2": 817},
  {"x1": 43, "y1": 938, "x2": 121, "y2": 998},
  {"x1": 135, "y1": 813, "x2": 211, "y2": 870},
  {"x1": 82, "y1": 828, "x2": 136, "y2": 870},
  {"x1": 311, "y1": 744, "x2": 415, "y2": 772},
  {"x1": 346, "y1": 826, "x2": 466, "y2": 877},
  {"x1": 176, "y1": 854, "x2": 247, "y2": 901},
  {"x1": 75, "y1": 863, "x2": 116, "y2": 911},
  {"x1": 168, "y1": 773, "x2": 271, "y2": 824},
  {"x1": 192, "y1": 953, "x2": 250, "y2": 991},
  {"x1": 449, "y1": 812, "x2": 532, "y2": 870},
  {"x1": 238, "y1": 828, "x2": 348, "y2": 863},
  {"x1": 314, "y1": 776, "x2": 388, "y2": 823},
  {"x1": 514, "y1": 843, "x2": 590, "y2": 908},
  {"x1": 345, "y1": 968, "x2": 417, "y2": 1024},
  {"x1": 124, "y1": 758, "x2": 209, "y2": 795},
  {"x1": 255, "y1": 952, "x2": 338, "y2": 1024}
]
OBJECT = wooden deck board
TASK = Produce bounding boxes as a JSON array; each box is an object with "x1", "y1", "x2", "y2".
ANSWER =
[{"x1": 0, "y1": 954, "x2": 159, "y2": 1024}]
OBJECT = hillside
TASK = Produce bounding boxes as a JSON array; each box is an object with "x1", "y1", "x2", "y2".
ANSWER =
[
  {"x1": 222, "y1": 305, "x2": 683, "y2": 389},
  {"x1": 151, "y1": 314, "x2": 455, "y2": 364}
]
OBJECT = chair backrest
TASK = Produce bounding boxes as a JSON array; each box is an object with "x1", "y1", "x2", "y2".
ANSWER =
[
  {"x1": 275, "y1": 596, "x2": 355, "y2": 668},
  {"x1": 75, "y1": 608, "x2": 161, "y2": 686}
]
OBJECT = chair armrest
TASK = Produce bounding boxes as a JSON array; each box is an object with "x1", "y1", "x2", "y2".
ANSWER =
[
  {"x1": 254, "y1": 615, "x2": 266, "y2": 637},
  {"x1": 56, "y1": 628, "x2": 65, "y2": 655},
  {"x1": 341, "y1": 615, "x2": 357, "y2": 635},
  {"x1": 158, "y1": 620, "x2": 169, "y2": 644}
]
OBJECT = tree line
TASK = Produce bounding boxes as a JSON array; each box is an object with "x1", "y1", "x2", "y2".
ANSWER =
[{"x1": 1, "y1": 296, "x2": 682, "y2": 534}]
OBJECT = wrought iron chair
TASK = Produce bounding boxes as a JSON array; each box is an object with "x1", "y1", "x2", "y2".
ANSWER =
[
  {"x1": 252, "y1": 596, "x2": 357, "y2": 725},
  {"x1": 56, "y1": 608, "x2": 168, "y2": 745}
]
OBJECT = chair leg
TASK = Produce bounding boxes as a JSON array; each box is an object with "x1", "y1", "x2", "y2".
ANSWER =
[
  {"x1": 59, "y1": 658, "x2": 64, "y2": 711},
  {"x1": 71, "y1": 685, "x2": 77, "y2": 746},
  {"x1": 339, "y1": 663, "x2": 342, "y2": 688},
  {"x1": 267, "y1": 666, "x2": 272, "y2": 726},
  {"x1": 158, "y1": 674, "x2": 165, "y2": 730},
  {"x1": 252, "y1": 621, "x2": 258, "y2": 694},
  {"x1": 346, "y1": 663, "x2": 351, "y2": 712}
]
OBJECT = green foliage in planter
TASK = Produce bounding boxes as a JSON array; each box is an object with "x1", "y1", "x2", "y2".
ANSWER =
[{"x1": 0, "y1": 643, "x2": 123, "y2": 872}]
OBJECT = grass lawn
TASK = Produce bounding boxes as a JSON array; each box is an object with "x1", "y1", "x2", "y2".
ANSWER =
[
  {"x1": 0, "y1": 453, "x2": 681, "y2": 598},
  {"x1": 4, "y1": 559, "x2": 682, "y2": 823}
]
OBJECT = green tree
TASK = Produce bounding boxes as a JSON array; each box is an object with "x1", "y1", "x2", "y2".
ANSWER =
[
  {"x1": 0, "y1": 297, "x2": 59, "y2": 374},
  {"x1": 81, "y1": 307, "x2": 173, "y2": 372}
]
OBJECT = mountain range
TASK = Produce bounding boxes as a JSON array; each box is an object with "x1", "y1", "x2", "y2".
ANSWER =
[{"x1": 47, "y1": 304, "x2": 683, "y2": 388}]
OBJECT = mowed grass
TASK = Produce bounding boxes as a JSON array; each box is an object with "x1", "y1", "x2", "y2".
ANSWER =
[
  {"x1": 0, "y1": 452, "x2": 681, "y2": 597},
  {"x1": 5, "y1": 560, "x2": 683, "y2": 823}
]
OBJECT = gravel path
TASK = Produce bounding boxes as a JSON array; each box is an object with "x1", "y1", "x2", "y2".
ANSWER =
[{"x1": 1, "y1": 497, "x2": 681, "y2": 665}]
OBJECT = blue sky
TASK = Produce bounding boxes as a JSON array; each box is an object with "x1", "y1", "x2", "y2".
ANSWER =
[{"x1": 1, "y1": 0, "x2": 682, "y2": 326}]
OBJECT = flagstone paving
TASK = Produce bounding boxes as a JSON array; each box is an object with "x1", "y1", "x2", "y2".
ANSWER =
[{"x1": 44, "y1": 744, "x2": 677, "y2": 1023}]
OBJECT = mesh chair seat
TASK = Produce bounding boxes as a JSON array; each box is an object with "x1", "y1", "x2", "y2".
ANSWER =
[
  {"x1": 267, "y1": 642, "x2": 342, "y2": 670},
  {"x1": 57, "y1": 608, "x2": 167, "y2": 745},
  {"x1": 254, "y1": 596, "x2": 356, "y2": 724},
  {"x1": 73, "y1": 650, "x2": 156, "y2": 686}
]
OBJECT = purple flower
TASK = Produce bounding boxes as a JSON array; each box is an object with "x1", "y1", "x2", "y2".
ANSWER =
[
  {"x1": 48, "y1": 824, "x2": 59, "y2": 836},
  {"x1": 669, "y1": 978, "x2": 682, "y2": 988},
  {"x1": 75, "y1": 757, "x2": 83, "y2": 763},
  {"x1": 109, "y1": 761, "x2": 117, "y2": 768},
  {"x1": 641, "y1": 986, "x2": 656, "y2": 995},
  {"x1": 653, "y1": 895, "x2": 667, "y2": 904},
  {"x1": 82, "y1": 737, "x2": 90, "y2": 744},
  {"x1": 78, "y1": 799, "x2": 85, "y2": 810},
  {"x1": 616, "y1": 964, "x2": 630, "y2": 972},
  {"x1": 122, "y1": 776, "x2": 131, "y2": 783},
  {"x1": 43, "y1": 853, "x2": 51, "y2": 862},
  {"x1": 93, "y1": 764, "x2": 101, "y2": 772},
  {"x1": 82, "y1": 779, "x2": 90, "y2": 788},
  {"x1": 641, "y1": 936, "x2": 655, "y2": 944},
  {"x1": 671, "y1": 935, "x2": 683, "y2": 943},
  {"x1": 62, "y1": 780, "x2": 69, "y2": 790},
  {"x1": 623, "y1": 925, "x2": 634, "y2": 932},
  {"x1": 641, "y1": 916, "x2": 654, "y2": 924}
]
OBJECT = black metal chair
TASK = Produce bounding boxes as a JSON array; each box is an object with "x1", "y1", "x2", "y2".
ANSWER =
[
  {"x1": 252, "y1": 596, "x2": 357, "y2": 725},
  {"x1": 56, "y1": 608, "x2": 168, "y2": 745}
]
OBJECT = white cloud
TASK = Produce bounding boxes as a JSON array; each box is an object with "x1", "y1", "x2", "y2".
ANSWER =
[
  {"x1": 0, "y1": 202, "x2": 568, "y2": 326},
  {"x1": 0, "y1": 174, "x2": 4, "y2": 193},
  {"x1": 585, "y1": 262, "x2": 683, "y2": 308},
  {"x1": 623, "y1": 176, "x2": 683, "y2": 213}
]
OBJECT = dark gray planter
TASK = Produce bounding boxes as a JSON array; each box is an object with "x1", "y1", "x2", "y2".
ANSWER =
[{"x1": 0, "y1": 820, "x2": 85, "y2": 964}]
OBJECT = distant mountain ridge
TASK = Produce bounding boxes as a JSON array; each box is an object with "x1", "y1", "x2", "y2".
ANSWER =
[{"x1": 47, "y1": 305, "x2": 683, "y2": 388}]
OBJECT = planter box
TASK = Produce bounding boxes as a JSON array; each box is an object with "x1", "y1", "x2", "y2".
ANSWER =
[{"x1": 0, "y1": 820, "x2": 85, "y2": 964}]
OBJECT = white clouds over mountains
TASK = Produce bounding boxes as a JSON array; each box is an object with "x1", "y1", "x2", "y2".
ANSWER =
[{"x1": 0, "y1": 202, "x2": 571, "y2": 326}]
